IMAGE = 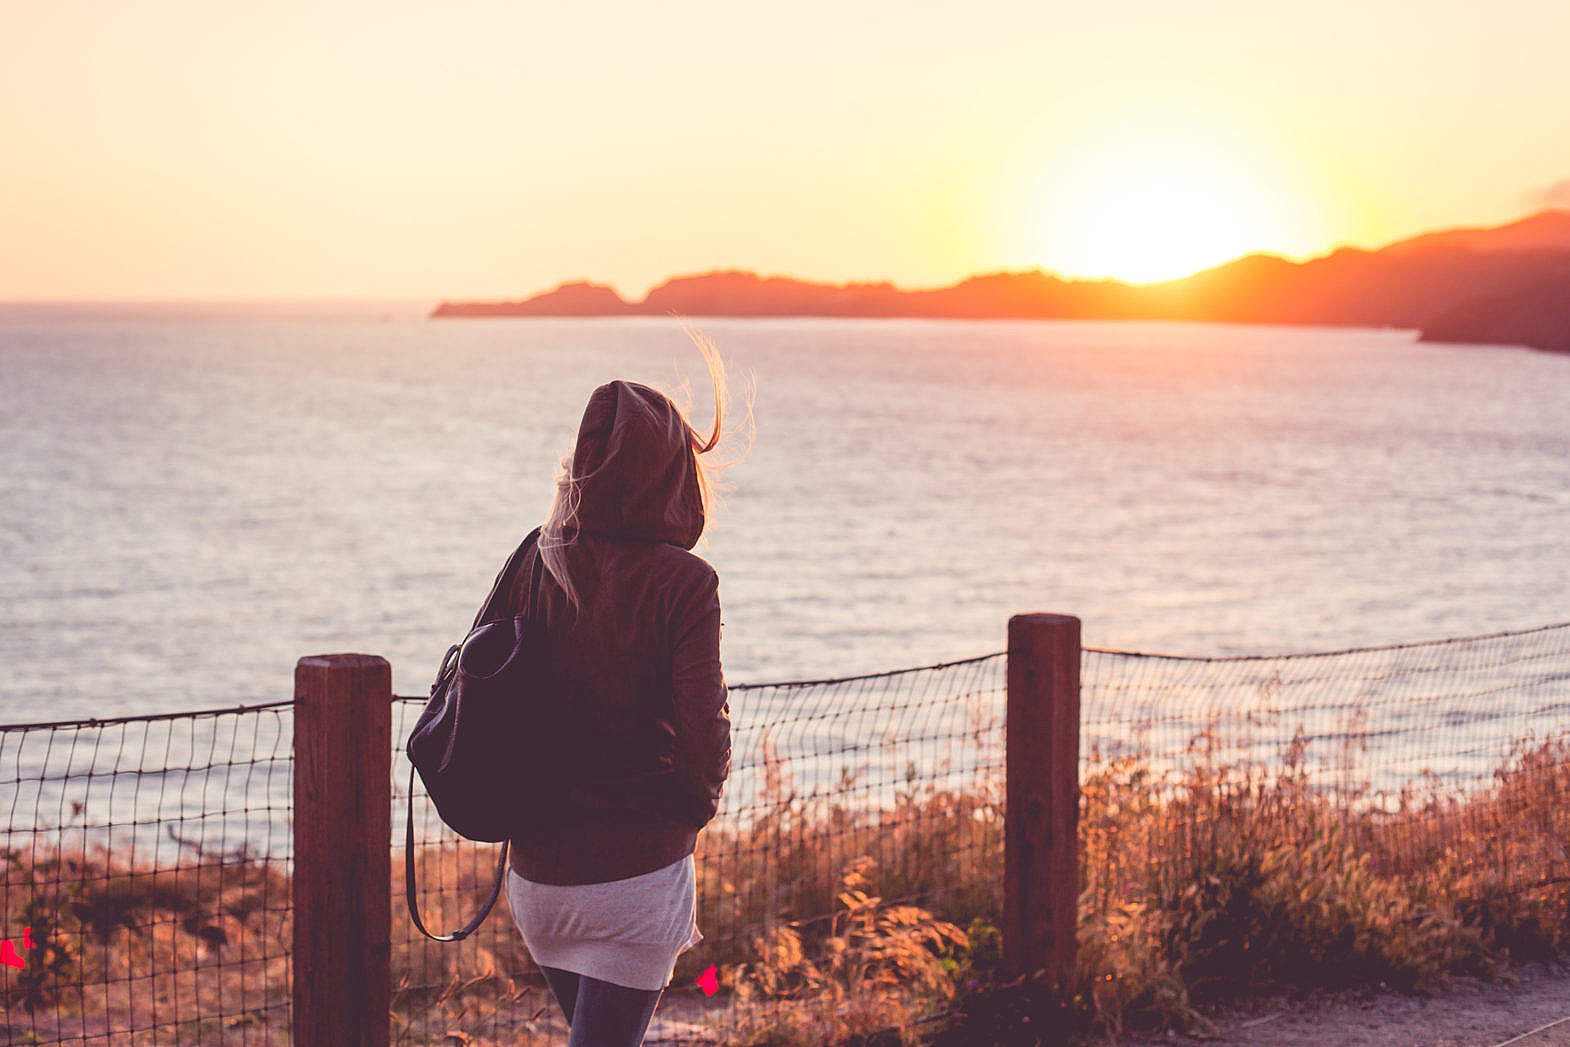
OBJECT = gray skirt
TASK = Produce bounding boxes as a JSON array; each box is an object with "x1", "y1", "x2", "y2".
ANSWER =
[{"x1": 505, "y1": 852, "x2": 704, "y2": 992}]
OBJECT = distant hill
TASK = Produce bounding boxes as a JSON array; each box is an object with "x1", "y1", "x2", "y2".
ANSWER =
[
  {"x1": 1382, "y1": 210, "x2": 1570, "y2": 256},
  {"x1": 430, "y1": 280, "x2": 631, "y2": 317},
  {"x1": 431, "y1": 210, "x2": 1570, "y2": 348},
  {"x1": 1420, "y1": 275, "x2": 1570, "y2": 353}
]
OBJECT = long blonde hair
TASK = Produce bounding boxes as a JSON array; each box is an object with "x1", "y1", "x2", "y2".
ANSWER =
[{"x1": 539, "y1": 322, "x2": 754, "y2": 614}]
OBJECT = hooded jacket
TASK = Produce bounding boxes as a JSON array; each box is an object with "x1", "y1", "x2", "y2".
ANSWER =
[{"x1": 501, "y1": 380, "x2": 731, "y2": 885}]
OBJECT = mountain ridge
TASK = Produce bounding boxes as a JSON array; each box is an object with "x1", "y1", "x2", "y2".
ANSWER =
[{"x1": 431, "y1": 211, "x2": 1570, "y2": 349}]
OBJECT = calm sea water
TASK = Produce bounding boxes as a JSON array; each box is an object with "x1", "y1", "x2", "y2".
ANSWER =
[{"x1": 3, "y1": 310, "x2": 1569, "y2": 724}]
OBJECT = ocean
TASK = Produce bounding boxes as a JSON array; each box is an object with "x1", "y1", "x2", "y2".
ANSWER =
[{"x1": 3, "y1": 309, "x2": 1569, "y2": 724}]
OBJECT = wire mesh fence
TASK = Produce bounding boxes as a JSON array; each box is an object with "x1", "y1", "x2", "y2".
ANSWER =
[
  {"x1": 3, "y1": 620, "x2": 1569, "y2": 1045},
  {"x1": 390, "y1": 701, "x2": 547, "y2": 1044},
  {"x1": 1076, "y1": 622, "x2": 1570, "y2": 1014},
  {"x1": 391, "y1": 651, "x2": 1008, "y2": 1045},
  {"x1": 0, "y1": 704, "x2": 293, "y2": 1046}
]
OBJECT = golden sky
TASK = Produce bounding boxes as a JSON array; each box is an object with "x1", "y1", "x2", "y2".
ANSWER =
[{"x1": 3, "y1": 0, "x2": 1568, "y2": 300}]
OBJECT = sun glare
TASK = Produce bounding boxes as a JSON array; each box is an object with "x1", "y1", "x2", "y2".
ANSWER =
[{"x1": 1038, "y1": 144, "x2": 1290, "y2": 284}]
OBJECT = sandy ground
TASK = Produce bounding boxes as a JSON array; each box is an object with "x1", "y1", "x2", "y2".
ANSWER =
[{"x1": 1112, "y1": 962, "x2": 1570, "y2": 1047}]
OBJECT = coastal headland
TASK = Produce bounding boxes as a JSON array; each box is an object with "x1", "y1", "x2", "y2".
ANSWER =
[{"x1": 433, "y1": 210, "x2": 1570, "y2": 352}]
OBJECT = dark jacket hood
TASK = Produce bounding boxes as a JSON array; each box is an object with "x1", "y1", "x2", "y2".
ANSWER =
[{"x1": 569, "y1": 380, "x2": 705, "y2": 550}]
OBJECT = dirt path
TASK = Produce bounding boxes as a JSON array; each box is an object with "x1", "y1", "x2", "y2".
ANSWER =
[
  {"x1": 508, "y1": 963, "x2": 1570, "y2": 1046},
  {"x1": 1114, "y1": 963, "x2": 1570, "y2": 1047}
]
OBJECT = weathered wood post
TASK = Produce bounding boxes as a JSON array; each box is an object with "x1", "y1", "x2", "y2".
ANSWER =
[
  {"x1": 1005, "y1": 614, "x2": 1081, "y2": 989},
  {"x1": 294, "y1": 654, "x2": 392, "y2": 1047}
]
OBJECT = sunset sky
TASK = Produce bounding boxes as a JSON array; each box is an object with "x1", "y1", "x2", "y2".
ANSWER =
[{"x1": 3, "y1": 0, "x2": 1569, "y2": 300}]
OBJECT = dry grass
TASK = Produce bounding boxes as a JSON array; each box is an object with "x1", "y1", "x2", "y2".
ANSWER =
[
  {"x1": 0, "y1": 840, "x2": 291, "y2": 1046},
  {"x1": 714, "y1": 855, "x2": 971, "y2": 1047},
  {"x1": 3, "y1": 728, "x2": 1567, "y2": 1047},
  {"x1": 0, "y1": 837, "x2": 564, "y2": 1046},
  {"x1": 697, "y1": 726, "x2": 1570, "y2": 1046},
  {"x1": 944, "y1": 729, "x2": 1570, "y2": 1045},
  {"x1": 389, "y1": 840, "x2": 559, "y2": 1045}
]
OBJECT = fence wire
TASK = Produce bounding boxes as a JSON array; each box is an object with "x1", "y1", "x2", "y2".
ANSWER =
[
  {"x1": 0, "y1": 704, "x2": 293, "y2": 1046},
  {"x1": 3, "y1": 621, "x2": 1569, "y2": 1045},
  {"x1": 1079, "y1": 622, "x2": 1570, "y2": 1002},
  {"x1": 392, "y1": 651, "x2": 1008, "y2": 1045}
]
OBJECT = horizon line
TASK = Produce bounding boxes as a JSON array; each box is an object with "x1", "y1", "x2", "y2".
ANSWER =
[
  {"x1": 4, "y1": 206, "x2": 1564, "y2": 306},
  {"x1": 494, "y1": 204, "x2": 1570, "y2": 304}
]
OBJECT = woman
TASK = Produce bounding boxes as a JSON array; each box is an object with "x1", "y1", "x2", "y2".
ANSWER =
[{"x1": 499, "y1": 344, "x2": 741, "y2": 1047}]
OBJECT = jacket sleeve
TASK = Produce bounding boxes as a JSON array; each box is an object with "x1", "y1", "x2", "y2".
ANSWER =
[{"x1": 668, "y1": 566, "x2": 730, "y2": 828}]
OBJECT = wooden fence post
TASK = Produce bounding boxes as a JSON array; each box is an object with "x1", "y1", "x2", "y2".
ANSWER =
[
  {"x1": 294, "y1": 654, "x2": 392, "y2": 1047},
  {"x1": 1005, "y1": 613, "x2": 1081, "y2": 989}
]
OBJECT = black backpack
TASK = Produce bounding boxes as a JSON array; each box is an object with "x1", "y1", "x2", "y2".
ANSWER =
[{"x1": 404, "y1": 526, "x2": 551, "y2": 941}]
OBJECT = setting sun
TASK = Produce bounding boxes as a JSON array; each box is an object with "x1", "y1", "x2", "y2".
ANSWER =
[{"x1": 1036, "y1": 142, "x2": 1301, "y2": 284}]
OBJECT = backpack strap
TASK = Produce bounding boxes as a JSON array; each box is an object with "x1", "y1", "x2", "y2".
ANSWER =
[
  {"x1": 406, "y1": 526, "x2": 545, "y2": 943},
  {"x1": 406, "y1": 765, "x2": 512, "y2": 942},
  {"x1": 471, "y1": 526, "x2": 544, "y2": 629}
]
